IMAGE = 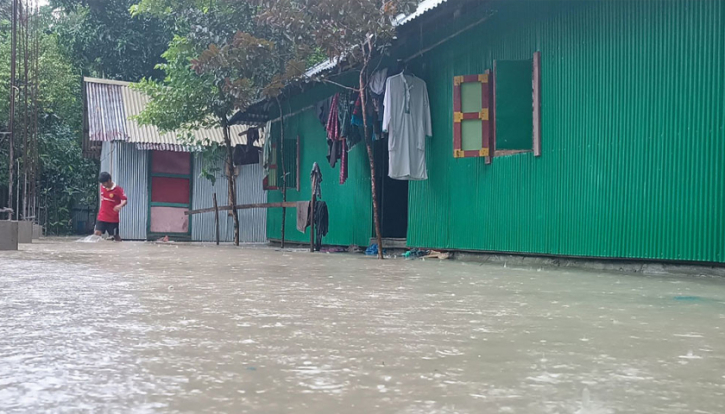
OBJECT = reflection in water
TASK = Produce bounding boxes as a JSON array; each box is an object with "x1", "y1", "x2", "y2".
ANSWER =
[{"x1": 1, "y1": 240, "x2": 725, "y2": 413}]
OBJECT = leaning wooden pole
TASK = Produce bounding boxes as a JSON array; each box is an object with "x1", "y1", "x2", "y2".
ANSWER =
[
  {"x1": 277, "y1": 98, "x2": 287, "y2": 249},
  {"x1": 309, "y1": 172, "x2": 316, "y2": 252}
]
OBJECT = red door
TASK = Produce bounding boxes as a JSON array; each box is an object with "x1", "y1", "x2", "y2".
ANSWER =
[{"x1": 148, "y1": 150, "x2": 192, "y2": 237}]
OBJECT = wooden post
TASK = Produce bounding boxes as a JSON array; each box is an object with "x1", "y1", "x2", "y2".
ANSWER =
[
  {"x1": 309, "y1": 175, "x2": 316, "y2": 252},
  {"x1": 213, "y1": 193, "x2": 220, "y2": 246}
]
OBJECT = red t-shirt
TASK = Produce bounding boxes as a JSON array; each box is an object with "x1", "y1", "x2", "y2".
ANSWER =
[{"x1": 98, "y1": 184, "x2": 127, "y2": 223}]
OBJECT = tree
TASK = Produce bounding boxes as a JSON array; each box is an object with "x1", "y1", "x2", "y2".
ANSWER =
[
  {"x1": 132, "y1": 0, "x2": 308, "y2": 246},
  {"x1": 1, "y1": 5, "x2": 98, "y2": 232},
  {"x1": 50, "y1": 0, "x2": 172, "y2": 80},
  {"x1": 258, "y1": 0, "x2": 418, "y2": 258}
]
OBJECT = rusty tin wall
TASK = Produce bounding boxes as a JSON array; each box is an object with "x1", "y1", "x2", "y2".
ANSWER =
[{"x1": 406, "y1": 0, "x2": 725, "y2": 262}]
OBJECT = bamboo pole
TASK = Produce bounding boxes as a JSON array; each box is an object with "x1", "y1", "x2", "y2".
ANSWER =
[
  {"x1": 309, "y1": 174, "x2": 316, "y2": 252},
  {"x1": 185, "y1": 201, "x2": 297, "y2": 216},
  {"x1": 277, "y1": 98, "x2": 287, "y2": 249}
]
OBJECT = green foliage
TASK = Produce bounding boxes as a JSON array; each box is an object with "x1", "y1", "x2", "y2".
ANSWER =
[
  {"x1": 0, "y1": 6, "x2": 97, "y2": 233},
  {"x1": 132, "y1": 35, "x2": 219, "y2": 132},
  {"x1": 198, "y1": 142, "x2": 225, "y2": 185},
  {"x1": 50, "y1": 0, "x2": 172, "y2": 81},
  {"x1": 258, "y1": 0, "x2": 419, "y2": 71}
]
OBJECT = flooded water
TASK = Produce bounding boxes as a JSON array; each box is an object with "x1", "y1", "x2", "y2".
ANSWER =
[{"x1": 1, "y1": 240, "x2": 724, "y2": 413}]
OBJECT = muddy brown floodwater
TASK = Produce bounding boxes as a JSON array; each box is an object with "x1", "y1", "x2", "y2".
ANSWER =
[{"x1": 1, "y1": 240, "x2": 725, "y2": 413}]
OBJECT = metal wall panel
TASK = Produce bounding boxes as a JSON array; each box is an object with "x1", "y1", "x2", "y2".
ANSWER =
[
  {"x1": 265, "y1": 108, "x2": 373, "y2": 248},
  {"x1": 109, "y1": 142, "x2": 149, "y2": 241},
  {"x1": 191, "y1": 155, "x2": 267, "y2": 243},
  {"x1": 405, "y1": 0, "x2": 725, "y2": 262}
]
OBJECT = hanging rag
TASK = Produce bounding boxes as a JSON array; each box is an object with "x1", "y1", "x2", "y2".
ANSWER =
[
  {"x1": 246, "y1": 128, "x2": 260, "y2": 150},
  {"x1": 369, "y1": 68, "x2": 388, "y2": 95},
  {"x1": 296, "y1": 201, "x2": 310, "y2": 233},
  {"x1": 311, "y1": 162, "x2": 323, "y2": 198},
  {"x1": 338, "y1": 91, "x2": 353, "y2": 141},
  {"x1": 316, "y1": 97, "x2": 332, "y2": 127},
  {"x1": 339, "y1": 139, "x2": 348, "y2": 184},
  {"x1": 326, "y1": 94, "x2": 341, "y2": 168},
  {"x1": 370, "y1": 69, "x2": 388, "y2": 132},
  {"x1": 262, "y1": 120, "x2": 273, "y2": 178},
  {"x1": 233, "y1": 144, "x2": 260, "y2": 166},
  {"x1": 313, "y1": 200, "x2": 329, "y2": 251}
]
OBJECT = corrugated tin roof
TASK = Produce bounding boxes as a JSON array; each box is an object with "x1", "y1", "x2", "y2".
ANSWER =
[
  {"x1": 85, "y1": 77, "x2": 262, "y2": 151},
  {"x1": 398, "y1": 0, "x2": 448, "y2": 25}
]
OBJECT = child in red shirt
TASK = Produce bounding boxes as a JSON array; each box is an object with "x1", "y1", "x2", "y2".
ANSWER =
[{"x1": 95, "y1": 172, "x2": 128, "y2": 241}]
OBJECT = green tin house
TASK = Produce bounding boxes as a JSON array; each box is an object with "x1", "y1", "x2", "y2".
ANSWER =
[{"x1": 256, "y1": 0, "x2": 725, "y2": 264}]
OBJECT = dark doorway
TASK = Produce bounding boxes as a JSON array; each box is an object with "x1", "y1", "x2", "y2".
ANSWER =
[{"x1": 373, "y1": 138, "x2": 409, "y2": 239}]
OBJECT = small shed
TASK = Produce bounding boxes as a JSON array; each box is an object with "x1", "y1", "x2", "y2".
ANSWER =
[{"x1": 83, "y1": 77, "x2": 267, "y2": 242}]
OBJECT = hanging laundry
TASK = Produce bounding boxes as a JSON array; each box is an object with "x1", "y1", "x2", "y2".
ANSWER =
[
  {"x1": 369, "y1": 68, "x2": 388, "y2": 136},
  {"x1": 369, "y1": 68, "x2": 388, "y2": 96},
  {"x1": 262, "y1": 120, "x2": 273, "y2": 179},
  {"x1": 316, "y1": 96, "x2": 332, "y2": 127},
  {"x1": 338, "y1": 91, "x2": 353, "y2": 141},
  {"x1": 326, "y1": 94, "x2": 342, "y2": 168},
  {"x1": 348, "y1": 94, "x2": 376, "y2": 149},
  {"x1": 246, "y1": 127, "x2": 260, "y2": 149},
  {"x1": 310, "y1": 162, "x2": 323, "y2": 198},
  {"x1": 296, "y1": 201, "x2": 310, "y2": 233},
  {"x1": 233, "y1": 144, "x2": 260, "y2": 166},
  {"x1": 313, "y1": 200, "x2": 329, "y2": 251},
  {"x1": 339, "y1": 139, "x2": 348, "y2": 184},
  {"x1": 383, "y1": 73, "x2": 432, "y2": 181}
]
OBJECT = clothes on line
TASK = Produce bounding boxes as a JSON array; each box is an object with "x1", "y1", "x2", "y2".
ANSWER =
[
  {"x1": 311, "y1": 162, "x2": 322, "y2": 199},
  {"x1": 262, "y1": 120, "x2": 273, "y2": 179},
  {"x1": 296, "y1": 201, "x2": 310, "y2": 233},
  {"x1": 383, "y1": 72, "x2": 432, "y2": 181},
  {"x1": 233, "y1": 144, "x2": 260, "y2": 166},
  {"x1": 313, "y1": 200, "x2": 329, "y2": 251}
]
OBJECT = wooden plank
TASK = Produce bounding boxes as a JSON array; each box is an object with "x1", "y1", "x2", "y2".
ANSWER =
[
  {"x1": 453, "y1": 82, "x2": 462, "y2": 154},
  {"x1": 532, "y1": 51, "x2": 542, "y2": 157},
  {"x1": 482, "y1": 69, "x2": 492, "y2": 164},
  {"x1": 185, "y1": 201, "x2": 297, "y2": 216},
  {"x1": 491, "y1": 61, "x2": 498, "y2": 161}
]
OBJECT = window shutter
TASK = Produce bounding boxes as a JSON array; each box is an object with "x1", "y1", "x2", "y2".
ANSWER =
[{"x1": 453, "y1": 70, "x2": 491, "y2": 161}]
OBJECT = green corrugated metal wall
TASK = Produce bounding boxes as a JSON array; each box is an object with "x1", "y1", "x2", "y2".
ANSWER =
[
  {"x1": 407, "y1": 0, "x2": 725, "y2": 262},
  {"x1": 266, "y1": 83, "x2": 373, "y2": 247}
]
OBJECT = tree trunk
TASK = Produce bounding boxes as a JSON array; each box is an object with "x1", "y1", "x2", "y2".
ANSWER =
[
  {"x1": 223, "y1": 124, "x2": 240, "y2": 246},
  {"x1": 359, "y1": 60, "x2": 384, "y2": 259}
]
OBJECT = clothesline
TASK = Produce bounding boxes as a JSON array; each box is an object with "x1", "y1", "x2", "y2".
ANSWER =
[{"x1": 268, "y1": 104, "x2": 315, "y2": 124}]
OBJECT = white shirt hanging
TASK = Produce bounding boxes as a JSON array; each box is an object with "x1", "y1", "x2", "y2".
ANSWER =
[{"x1": 382, "y1": 73, "x2": 432, "y2": 181}]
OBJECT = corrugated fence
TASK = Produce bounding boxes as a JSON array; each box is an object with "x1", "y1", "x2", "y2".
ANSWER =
[{"x1": 191, "y1": 154, "x2": 267, "y2": 243}]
